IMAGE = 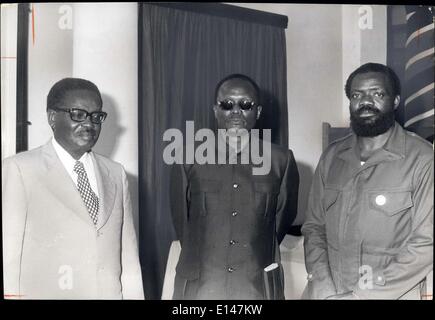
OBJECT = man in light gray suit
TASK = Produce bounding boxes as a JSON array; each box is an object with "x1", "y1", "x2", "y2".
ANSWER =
[{"x1": 2, "y1": 78, "x2": 144, "y2": 299}]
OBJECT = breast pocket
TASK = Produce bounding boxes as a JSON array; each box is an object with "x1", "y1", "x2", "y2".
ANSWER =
[
  {"x1": 253, "y1": 182, "x2": 280, "y2": 218},
  {"x1": 190, "y1": 179, "x2": 222, "y2": 216},
  {"x1": 364, "y1": 190, "x2": 413, "y2": 248},
  {"x1": 368, "y1": 191, "x2": 413, "y2": 216}
]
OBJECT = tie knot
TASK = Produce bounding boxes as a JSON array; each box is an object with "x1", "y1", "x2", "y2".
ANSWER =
[{"x1": 74, "y1": 161, "x2": 86, "y2": 175}]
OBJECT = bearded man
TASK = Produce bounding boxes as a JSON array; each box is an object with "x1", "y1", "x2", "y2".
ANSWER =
[{"x1": 301, "y1": 63, "x2": 433, "y2": 299}]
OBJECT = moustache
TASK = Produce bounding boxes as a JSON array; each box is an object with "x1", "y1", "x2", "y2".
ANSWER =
[
  {"x1": 76, "y1": 128, "x2": 97, "y2": 136},
  {"x1": 355, "y1": 105, "x2": 381, "y2": 115}
]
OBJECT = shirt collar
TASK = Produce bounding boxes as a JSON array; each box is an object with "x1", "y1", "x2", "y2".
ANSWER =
[
  {"x1": 51, "y1": 137, "x2": 93, "y2": 173},
  {"x1": 336, "y1": 122, "x2": 406, "y2": 164},
  {"x1": 380, "y1": 121, "x2": 406, "y2": 157}
]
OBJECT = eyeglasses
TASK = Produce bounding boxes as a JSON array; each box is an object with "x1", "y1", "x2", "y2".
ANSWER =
[
  {"x1": 217, "y1": 99, "x2": 256, "y2": 111},
  {"x1": 51, "y1": 107, "x2": 107, "y2": 124}
]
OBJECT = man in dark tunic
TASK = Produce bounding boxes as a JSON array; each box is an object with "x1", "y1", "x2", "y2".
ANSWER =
[{"x1": 170, "y1": 74, "x2": 299, "y2": 299}]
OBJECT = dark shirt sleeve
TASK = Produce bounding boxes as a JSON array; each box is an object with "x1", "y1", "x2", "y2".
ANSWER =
[
  {"x1": 276, "y1": 149, "x2": 299, "y2": 244},
  {"x1": 169, "y1": 164, "x2": 189, "y2": 245}
]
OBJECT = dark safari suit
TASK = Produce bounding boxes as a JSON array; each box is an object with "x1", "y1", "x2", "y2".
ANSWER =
[{"x1": 170, "y1": 134, "x2": 299, "y2": 299}]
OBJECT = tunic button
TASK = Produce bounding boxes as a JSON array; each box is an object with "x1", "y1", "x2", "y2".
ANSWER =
[
  {"x1": 232, "y1": 211, "x2": 238, "y2": 217},
  {"x1": 233, "y1": 183, "x2": 239, "y2": 189},
  {"x1": 375, "y1": 195, "x2": 386, "y2": 206},
  {"x1": 229, "y1": 240, "x2": 236, "y2": 245},
  {"x1": 228, "y1": 267, "x2": 235, "y2": 272}
]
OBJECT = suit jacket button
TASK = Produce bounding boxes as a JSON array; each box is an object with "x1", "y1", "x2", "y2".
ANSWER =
[
  {"x1": 228, "y1": 267, "x2": 235, "y2": 272},
  {"x1": 233, "y1": 183, "x2": 239, "y2": 189},
  {"x1": 229, "y1": 240, "x2": 236, "y2": 245},
  {"x1": 232, "y1": 211, "x2": 238, "y2": 216}
]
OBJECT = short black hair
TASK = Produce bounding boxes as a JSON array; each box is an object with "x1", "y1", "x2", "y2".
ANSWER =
[
  {"x1": 214, "y1": 73, "x2": 261, "y2": 102},
  {"x1": 345, "y1": 63, "x2": 401, "y2": 98},
  {"x1": 47, "y1": 78, "x2": 102, "y2": 111}
]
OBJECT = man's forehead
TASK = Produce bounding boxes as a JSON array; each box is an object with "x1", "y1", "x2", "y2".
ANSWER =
[
  {"x1": 217, "y1": 79, "x2": 258, "y2": 98},
  {"x1": 62, "y1": 89, "x2": 102, "y2": 107},
  {"x1": 351, "y1": 72, "x2": 391, "y2": 90}
]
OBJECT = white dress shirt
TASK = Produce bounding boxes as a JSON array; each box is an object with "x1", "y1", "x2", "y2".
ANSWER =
[{"x1": 52, "y1": 137, "x2": 100, "y2": 197}]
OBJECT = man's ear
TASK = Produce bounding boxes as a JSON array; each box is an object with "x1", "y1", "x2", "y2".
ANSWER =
[
  {"x1": 213, "y1": 104, "x2": 218, "y2": 119},
  {"x1": 256, "y1": 105, "x2": 262, "y2": 120},
  {"x1": 393, "y1": 95, "x2": 400, "y2": 109},
  {"x1": 47, "y1": 110, "x2": 56, "y2": 130}
]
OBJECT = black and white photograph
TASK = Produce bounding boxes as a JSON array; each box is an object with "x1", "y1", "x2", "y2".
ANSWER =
[{"x1": 1, "y1": 1, "x2": 433, "y2": 314}]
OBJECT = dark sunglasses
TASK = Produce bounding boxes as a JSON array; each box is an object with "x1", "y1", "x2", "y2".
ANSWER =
[
  {"x1": 218, "y1": 99, "x2": 256, "y2": 111},
  {"x1": 51, "y1": 107, "x2": 107, "y2": 124}
]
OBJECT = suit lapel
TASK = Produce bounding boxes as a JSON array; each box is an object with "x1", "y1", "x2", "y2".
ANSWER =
[
  {"x1": 41, "y1": 142, "x2": 95, "y2": 227},
  {"x1": 92, "y1": 153, "x2": 116, "y2": 230}
]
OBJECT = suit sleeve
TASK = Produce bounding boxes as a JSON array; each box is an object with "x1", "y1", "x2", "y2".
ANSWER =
[
  {"x1": 301, "y1": 156, "x2": 337, "y2": 299},
  {"x1": 353, "y1": 158, "x2": 434, "y2": 299},
  {"x1": 169, "y1": 164, "x2": 189, "y2": 245},
  {"x1": 276, "y1": 149, "x2": 299, "y2": 244},
  {"x1": 120, "y1": 167, "x2": 145, "y2": 299},
  {"x1": 2, "y1": 158, "x2": 28, "y2": 299}
]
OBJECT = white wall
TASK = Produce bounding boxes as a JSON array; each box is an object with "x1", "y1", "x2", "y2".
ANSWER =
[
  {"x1": 28, "y1": 3, "x2": 73, "y2": 149},
  {"x1": 342, "y1": 5, "x2": 387, "y2": 126},
  {"x1": 1, "y1": 4, "x2": 18, "y2": 160}
]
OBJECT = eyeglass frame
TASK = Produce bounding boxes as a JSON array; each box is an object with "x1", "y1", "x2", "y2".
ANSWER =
[
  {"x1": 217, "y1": 99, "x2": 257, "y2": 111},
  {"x1": 49, "y1": 106, "x2": 107, "y2": 124}
]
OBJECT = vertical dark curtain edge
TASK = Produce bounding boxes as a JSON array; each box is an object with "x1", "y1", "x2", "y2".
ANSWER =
[
  {"x1": 16, "y1": 3, "x2": 30, "y2": 153},
  {"x1": 137, "y1": 2, "x2": 145, "y2": 297}
]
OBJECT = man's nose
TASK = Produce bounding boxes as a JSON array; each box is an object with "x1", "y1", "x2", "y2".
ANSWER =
[
  {"x1": 359, "y1": 94, "x2": 374, "y2": 107},
  {"x1": 231, "y1": 103, "x2": 241, "y2": 114}
]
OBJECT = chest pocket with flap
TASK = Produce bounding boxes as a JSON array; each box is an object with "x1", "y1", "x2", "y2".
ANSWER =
[
  {"x1": 189, "y1": 179, "x2": 222, "y2": 216},
  {"x1": 253, "y1": 181, "x2": 280, "y2": 218},
  {"x1": 368, "y1": 190, "x2": 413, "y2": 216}
]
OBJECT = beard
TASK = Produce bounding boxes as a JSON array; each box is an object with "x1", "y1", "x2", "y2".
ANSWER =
[{"x1": 350, "y1": 105, "x2": 395, "y2": 137}]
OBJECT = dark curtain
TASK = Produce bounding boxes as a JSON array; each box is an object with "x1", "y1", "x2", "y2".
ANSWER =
[
  {"x1": 387, "y1": 5, "x2": 434, "y2": 142},
  {"x1": 16, "y1": 3, "x2": 30, "y2": 152},
  {"x1": 138, "y1": 3, "x2": 289, "y2": 299}
]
